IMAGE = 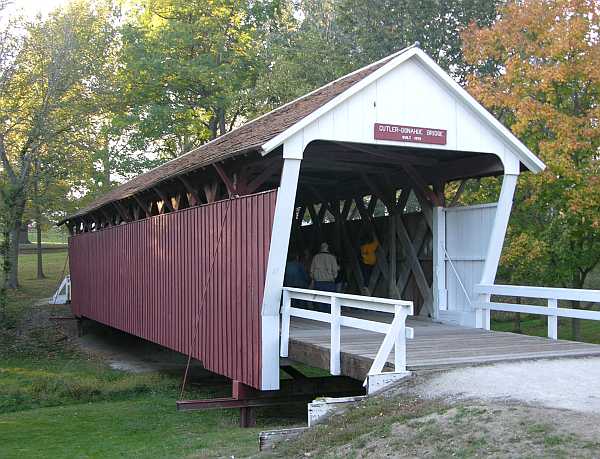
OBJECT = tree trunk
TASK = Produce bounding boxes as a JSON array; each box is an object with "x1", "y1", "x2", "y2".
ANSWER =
[
  {"x1": 18, "y1": 224, "x2": 31, "y2": 244},
  {"x1": 35, "y1": 220, "x2": 45, "y2": 279},
  {"x1": 218, "y1": 108, "x2": 226, "y2": 136},
  {"x1": 0, "y1": 227, "x2": 10, "y2": 291},
  {"x1": 102, "y1": 149, "x2": 111, "y2": 190},
  {"x1": 209, "y1": 117, "x2": 218, "y2": 140},
  {"x1": 33, "y1": 160, "x2": 45, "y2": 280},
  {"x1": 7, "y1": 224, "x2": 20, "y2": 289},
  {"x1": 6, "y1": 196, "x2": 26, "y2": 290}
]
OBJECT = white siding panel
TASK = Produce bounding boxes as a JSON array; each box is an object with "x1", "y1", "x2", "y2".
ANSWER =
[
  {"x1": 293, "y1": 54, "x2": 523, "y2": 172},
  {"x1": 443, "y1": 204, "x2": 496, "y2": 325}
]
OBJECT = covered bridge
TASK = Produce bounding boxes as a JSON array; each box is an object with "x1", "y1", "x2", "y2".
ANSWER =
[{"x1": 60, "y1": 45, "x2": 600, "y2": 397}]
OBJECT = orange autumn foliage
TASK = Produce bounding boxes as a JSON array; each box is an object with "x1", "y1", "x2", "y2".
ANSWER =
[{"x1": 462, "y1": 0, "x2": 600, "y2": 288}]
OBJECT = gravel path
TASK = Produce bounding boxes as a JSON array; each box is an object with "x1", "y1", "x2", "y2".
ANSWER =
[{"x1": 418, "y1": 357, "x2": 600, "y2": 414}]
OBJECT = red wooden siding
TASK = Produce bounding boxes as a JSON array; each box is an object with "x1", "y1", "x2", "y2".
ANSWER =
[{"x1": 69, "y1": 190, "x2": 277, "y2": 389}]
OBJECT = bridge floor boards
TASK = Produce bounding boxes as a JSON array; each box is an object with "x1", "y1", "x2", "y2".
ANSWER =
[{"x1": 286, "y1": 313, "x2": 600, "y2": 380}]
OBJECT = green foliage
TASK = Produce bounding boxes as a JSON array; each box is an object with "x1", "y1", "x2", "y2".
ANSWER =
[
  {"x1": 255, "y1": 0, "x2": 501, "y2": 111},
  {"x1": 118, "y1": 0, "x2": 281, "y2": 159}
]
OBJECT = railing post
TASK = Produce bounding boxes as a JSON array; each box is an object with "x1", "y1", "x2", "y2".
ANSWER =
[
  {"x1": 548, "y1": 298, "x2": 558, "y2": 340},
  {"x1": 475, "y1": 294, "x2": 491, "y2": 330},
  {"x1": 393, "y1": 305, "x2": 407, "y2": 372},
  {"x1": 280, "y1": 289, "x2": 291, "y2": 357},
  {"x1": 330, "y1": 296, "x2": 341, "y2": 375},
  {"x1": 484, "y1": 294, "x2": 491, "y2": 331}
]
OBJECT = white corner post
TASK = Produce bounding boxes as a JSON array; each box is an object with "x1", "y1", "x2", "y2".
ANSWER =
[
  {"x1": 432, "y1": 206, "x2": 446, "y2": 320},
  {"x1": 476, "y1": 173, "x2": 518, "y2": 330},
  {"x1": 330, "y1": 297, "x2": 341, "y2": 375},
  {"x1": 260, "y1": 140, "x2": 302, "y2": 390},
  {"x1": 393, "y1": 304, "x2": 408, "y2": 372}
]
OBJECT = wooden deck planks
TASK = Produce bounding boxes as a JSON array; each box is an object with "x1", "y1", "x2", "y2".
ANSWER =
[{"x1": 287, "y1": 316, "x2": 600, "y2": 379}]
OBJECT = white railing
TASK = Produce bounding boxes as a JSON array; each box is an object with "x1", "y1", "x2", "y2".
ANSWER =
[
  {"x1": 474, "y1": 284, "x2": 600, "y2": 339},
  {"x1": 280, "y1": 287, "x2": 414, "y2": 384},
  {"x1": 49, "y1": 275, "x2": 71, "y2": 305}
]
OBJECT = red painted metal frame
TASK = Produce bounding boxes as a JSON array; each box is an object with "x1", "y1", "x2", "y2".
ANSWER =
[{"x1": 69, "y1": 190, "x2": 277, "y2": 389}]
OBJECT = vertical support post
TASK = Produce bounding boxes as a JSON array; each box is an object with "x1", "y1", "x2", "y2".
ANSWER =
[
  {"x1": 432, "y1": 206, "x2": 446, "y2": 320},
  {"x1": 260, "y1": 143, "x2": 302, "y2": 390},
  {"x1": 477, "y1": 174, "x2": 518, "y2": 330},
  {"x1": 233, "y1": 381, "x2": 258, "y2": 428},
  {"x1": 548, "y1": 298, "x2": 558, "y2": 340},
  {"x1": 280, "y1": 289, "x2": 291, "y2": 357},
  {"x1": 330, "y1": 296, "x2": 341, "y2": 375},
  {"x1": 388, "y1": 214, "x2": 397, "y2": 298},
  {"x1": 240, "y1": 407, "x2": 257, "y2": 428},
  {"x1": 77, "y1": 318, "x2": 84, "y2": 337},
  {"x1": 393, "y1": 305, "x2": 407, "y2": 372}
]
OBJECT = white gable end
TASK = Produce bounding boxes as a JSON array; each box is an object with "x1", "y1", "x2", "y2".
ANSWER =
[{"x1": 263, "y1": 49, "x2": 544, "y2": 174}]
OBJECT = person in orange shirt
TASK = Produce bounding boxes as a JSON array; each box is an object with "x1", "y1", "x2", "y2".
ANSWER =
[{"x1": 360, "y1": 234, "x2": 379, "y2": 295}]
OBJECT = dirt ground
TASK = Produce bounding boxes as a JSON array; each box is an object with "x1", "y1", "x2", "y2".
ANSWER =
[
  {"x1": 417, "y1": 358, "x2": 600, "y2": 414},
  {"x1": 265, "y1": 369, "x2": 600, "y2": 458},
  {"x1": 74, "y1": 319, "x2": 217, "y2": 382},
  {"x1": 336, "y1": 401, "x2": 600, "y2": 459}
]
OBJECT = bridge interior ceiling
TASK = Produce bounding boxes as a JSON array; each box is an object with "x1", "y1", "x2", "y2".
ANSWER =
[{"x1": 295, "y1": 140, "x2": 504, "y2": 208}]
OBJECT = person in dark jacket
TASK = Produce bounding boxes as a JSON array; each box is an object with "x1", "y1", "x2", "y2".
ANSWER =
[{"x1": 284, "y1": 252, "x2": 310, "y2": 288}]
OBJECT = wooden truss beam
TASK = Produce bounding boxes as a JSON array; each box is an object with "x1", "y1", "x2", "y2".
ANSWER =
[
  {"x1": 213, "y1": 163, "x2": 237, "y2": 197},
  {"x1": 204, "y1": 181, "x2": 218, "y2": 203},
  {"x1": 154, "y1": 187, "x2": 174, "y2": 212},
  {"x1": 133, "y1": 195, "x2": 152, "y2": 218},
  {"x1": 395, "y1": 216, "x2": 433, "y2": 314},
  {"x1": 179, "y1": 176, "x2": 202, "y2": 206},
  {"x1": 113, "y1": 202, "x2": 131, "y2": 222},
  {"x1": 243, "y1": 160, "x2": 282, "y2": 195},
  {"x1": 399, "y1": 162, "x2": 442, "y2": 207}
]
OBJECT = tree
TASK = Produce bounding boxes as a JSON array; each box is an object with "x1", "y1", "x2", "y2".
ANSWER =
[
  {"x1": 462, "y1": 0, "x2": 600, "y2": 339},
  {"x1": 118, "y1": 0, "x2": 279, "y2": 159},
  {"x1": 336, "y1": 0, "x2": 500, "y2": 81},
  {"x1": 0, "y1": 1, "x2": 118, "y2": 288},
  {"x1": 256, "y1": 0, "x2": 501, "y2": 111}
]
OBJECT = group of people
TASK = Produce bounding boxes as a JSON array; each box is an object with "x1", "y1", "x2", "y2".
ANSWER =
[
  {"x1": 284, "y1": 242, "x2": 340, "y2": 292},
  {"x1": 284, "y1": 235, "x2": 379, "y2": 296}
]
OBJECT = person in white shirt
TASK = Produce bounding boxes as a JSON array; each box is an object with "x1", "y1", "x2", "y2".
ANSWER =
[{"x1": 310, "y1": 242, "x2": 339, "y2": 293}]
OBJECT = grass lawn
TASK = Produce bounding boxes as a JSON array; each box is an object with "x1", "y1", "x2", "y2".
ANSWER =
[
  {"x1": 3, "y1": 250, "x2": 69, "y2": 319},
  {"x1": 492, "y1": 315, "x2": 600, "y2": 344},
  {"x1": 27, "y1": 228, "x2": 68, "y2": 244},
  {"x1": 0, "y1": 252, "x2": 305, "y2": 458}
]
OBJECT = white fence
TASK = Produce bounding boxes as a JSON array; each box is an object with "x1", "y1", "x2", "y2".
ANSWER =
[
  {"x1": 474, "y1": 284, "x2": 600, "y2": 339},
  {"x1": 49, "y1": 275, "x2": 71, "y2": 305},
  {"x1": 280, "y1": 287, "x2": 414, "y2": 383}
]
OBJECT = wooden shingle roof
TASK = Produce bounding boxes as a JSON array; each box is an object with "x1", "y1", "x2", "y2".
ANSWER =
[{"x1": 66, "y1": 49, "x2": 408, "y2": 223}]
